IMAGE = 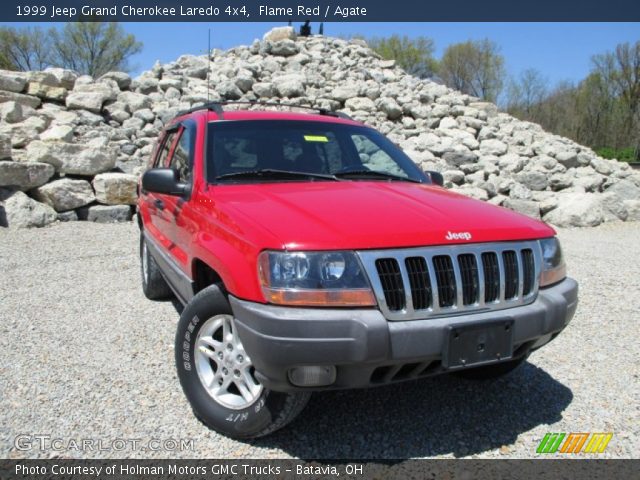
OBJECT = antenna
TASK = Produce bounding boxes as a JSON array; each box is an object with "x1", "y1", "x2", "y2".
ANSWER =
[{"x1": 207, "y1": 28, "x2": 211, "y2": 104}]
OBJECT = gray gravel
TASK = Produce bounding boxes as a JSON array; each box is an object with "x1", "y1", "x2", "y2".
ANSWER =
[{"x1": 0, "y1": 221, "x2": 638, "y2": 459}]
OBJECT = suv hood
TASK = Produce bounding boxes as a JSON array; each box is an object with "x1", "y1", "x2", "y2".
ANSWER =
[{"x1": 209, "y1": 181, "x2": 555, "y2": 250}]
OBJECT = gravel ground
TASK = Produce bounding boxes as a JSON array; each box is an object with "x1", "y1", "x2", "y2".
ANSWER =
[{"x1": 0, "y1": 221, "x2": 638, "y2": 459}]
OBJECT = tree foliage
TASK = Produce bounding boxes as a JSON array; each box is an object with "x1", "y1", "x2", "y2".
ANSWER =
[
  {"x1": 0, "y1": 22, "x2": 142, "y2": 77},
  {"x1": 507, "y1": 41, "x2": 640, "y2": 160},
  {"x1": 51, "y1": 22, "x2": 142, "y2": 77},
  {"x1": 438, "y1": 39, "x2": 506, "y2": 103},
  {"x1": 367, "y1": 35, "x2": 437, "y2": 79},
  {"x1": 0, "y1": 26, "x2": 53, "y2": 71}
]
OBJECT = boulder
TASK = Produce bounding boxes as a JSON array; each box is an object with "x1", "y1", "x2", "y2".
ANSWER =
[
  {"x1": 503, "y1": 198, "x2": 541, "y2": 220},
  {"x1": 32, "y1": 178, "x2": 95, "y2": 212},
  {"x1": 66, "y1": 91, "x2": 107, "y2": 112},
  {"x1": 345, "y1": 97, "x2": 376, "y2": 112},
  {"x1": 516, "y1": 171, "x2": 548, "y2": 191},
  {"x1": 0, "y1": 90, "x2": 41, "y2": 109},
  {"x1": 39, "y1": 124, "x2": 74, "y2": 142},
  {"x1": 378, "y1": 97, "x2": 403, "y2": 120},
  {"x1": 274, "y1": 75, "x2": 305, "y2": 98},
  {"x1": 600, "y1": 192, "x2": 628, "y2": 222},
  {"x1": 479, "y1": 139, "x2": 508, "y2": 156},
  {"x1": 26, "y1": 141, "x2": 116, "y2": 176},
  {"x1": 605, "y1": 179, "x2": 640, "y2": 201},
  {"x1": 26, "y1": 72, "x2": 68, "y2": 101},
  {"x1": 0, "y1": 101, "x2": 24, "y2": 124},
  {"x1": 252, "y1": 82, "x2": 275, "y2": 98},
  {"x1": 77, "y1": 204, "x2": 132, "y2": 223},
  {"x1": 543, "y1": 193, "x2": 605, "y2": 227},
  {"x1": 57, "y1": 210, "x2": 78, "y2": 222},
  {"x1": 44, "y1": 68, "x2": 78, "y2": 90},
  {"x1": 0, "y1": 134, "x2": 10, "y2": 160},
  {"x1": 263, "y1": 26, "x2": 296, "y2": 43},
  {"x1": 0, "y1": 70, "x2": 27, "y2": 92},
  {"x1": 0, "y1": 188, "x2": 57, "y2": 228},
  {"x1": 217, "y1": 81, "x2": 243, "y2": 100},
  {"x1": 0, "y1": 161, "x2": 55, "y2": 190},
  {"x1": 92, "y1": 173, "x2": 138, "y2": 205},
  {"x1": 624, "y1": 200, "x2": 640, "y2": 221},
  {"x1": 117, "y1": 91, "x2": 153, "y2": 112},
  {"x1": 66, "y1": 83, "x2": 117, "y2": 112},
  {"x1": 331, "y1": 85, "x2": 359, "y2": 102},
  {"x1": 99, "y1": 71, "x2": 132, "y2": 90},
  {"x1": 270, "y1": 40, "x2": 299, "y2": 57}
]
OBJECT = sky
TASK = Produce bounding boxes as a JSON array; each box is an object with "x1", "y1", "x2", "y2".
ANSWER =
[{"x1": 3, "y1": 22, "x2": 639, "y2": 86}]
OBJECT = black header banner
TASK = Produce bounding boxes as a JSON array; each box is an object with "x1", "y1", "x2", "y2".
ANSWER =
[{"x1": 2, "y1": 0, "x2": 640, "y2": 22}]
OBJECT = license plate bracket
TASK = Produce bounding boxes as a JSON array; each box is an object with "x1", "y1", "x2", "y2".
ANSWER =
[{"x1": 443, "y1": 319, "x2": 514, "y2": 369}]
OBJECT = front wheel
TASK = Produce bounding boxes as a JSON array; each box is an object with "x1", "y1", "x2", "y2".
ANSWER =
[{"x1": 175, "y1": 284, "x2": 310, "y2": 439}]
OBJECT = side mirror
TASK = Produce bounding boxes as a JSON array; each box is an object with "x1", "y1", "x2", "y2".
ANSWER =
[
  {"x1": 425, "y1": 170, "x2": 444, "y2": 187},
  {"x1": 141, "y1": 168, "x2": 186, "y2": 196}
]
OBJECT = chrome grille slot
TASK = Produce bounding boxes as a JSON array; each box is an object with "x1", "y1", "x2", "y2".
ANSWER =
[
  {"x1": 405, "y1": 257, "x2": 432, "y2": 310},
  {"x1": 482, "y1": 252, "x2": 500, "y2": 303},
  {"x1": 503, "y1": 250, "x2": 519, "y2": 300},
  {"x1": 458, "y1": 254, "x2": 479, "y2": 305},
  {"x1": 522, "y1": 249, "x2": 535, "y2": 296},
  {"x1": 375, "y1": 258, "x2": 405, "y2": 311},
  {"x1": 359, "y1": 241, "x2": 541, "y2": 321},
  {"x1": 433, "y1": 255, "x2": 456, "y2": 307}
]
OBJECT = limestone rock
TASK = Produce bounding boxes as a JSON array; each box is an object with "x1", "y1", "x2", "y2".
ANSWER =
[
  {"x1": 543, "y1": 193, "x2": 605, "y2": 227},
  {"x1": 0, "y1": 188, "x2": 57, "y2": 228},
  {"x1": 263, "y1": 27, "x2": 296, "y2": 43},
  {"x1": 92, "y1": 172, "x2": 138, "y2": 205},
  {"x1": 32, "y1": 178, "x2": 95, "y2": 212},
  {"x1": 0, "y1": 161, "x2": 55, "y2": 190},
  {"x1": 26, "y1": 141, "x2": 116, "y2": 176},
  {"x1": 77, "y1": 204, "x2": 132, "y2": 223}
]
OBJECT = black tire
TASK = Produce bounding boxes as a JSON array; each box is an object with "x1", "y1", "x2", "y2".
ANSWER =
[
  {"x1": 175, "y1": 284, "x2": 311, "y2": 439},
  {"x1": 140, "y1": 234, "x2": 173, "y2": 300},
  {"x1": 453, "y1": 355, "x2": 528, "y2": 380}
]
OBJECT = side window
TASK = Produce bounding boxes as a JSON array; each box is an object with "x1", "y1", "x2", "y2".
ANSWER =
[
  {"x1": 154, "y1": 131, "x2": 178, "y2": 168},
  {"x1": 350, "y1": 134, "x2": 407, "y2": 177},
  {"x1": 170, "y1": 127, "x2": 193, "y2": 181}
]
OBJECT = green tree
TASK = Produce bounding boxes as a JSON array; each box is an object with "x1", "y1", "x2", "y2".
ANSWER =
[
  {"x1": 367, "y1": 35, "x2": 437, "y2": 78},
  {"x1": 52, "y1": 22, "x2": 142, "y2": 77},
  {"x1": 439, "y1": 39, "x2": 506, "y2": 103},
  {"x1": 0, "y1": 26, "x2": 53, "y2": 71},
  {"x1": 591, "y1": 41, "x2": 640, "y2": 153}
]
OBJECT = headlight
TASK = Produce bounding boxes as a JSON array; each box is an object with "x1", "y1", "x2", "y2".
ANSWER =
[
  {"x1": 258, "y1": 251, "x2": 376, "y2": 306},
  {"x1": 539, "y1": 237, "x2": 566, "y2": 287}
]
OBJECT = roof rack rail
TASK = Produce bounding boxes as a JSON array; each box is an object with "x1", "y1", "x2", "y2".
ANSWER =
[{"x1": 174, "y1": 101, "x2": 353, "y2": 121}]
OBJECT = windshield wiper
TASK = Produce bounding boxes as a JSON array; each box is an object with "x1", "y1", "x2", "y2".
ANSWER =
[
  {"x1": 333, "y1": 169, "x2": 422, "y2": 183},
  {"x1": 215, "y1": 169, "x2": 339, "y2": 182}
]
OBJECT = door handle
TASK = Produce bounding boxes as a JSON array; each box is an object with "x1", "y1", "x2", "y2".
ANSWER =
[{"x1": 154, "y1": 199, "x2": 165, "y2": 210}]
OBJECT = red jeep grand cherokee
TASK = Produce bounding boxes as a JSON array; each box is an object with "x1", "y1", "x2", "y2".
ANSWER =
[{"x1": 137, "y1": 103, "x2": 578, "y2": 439}]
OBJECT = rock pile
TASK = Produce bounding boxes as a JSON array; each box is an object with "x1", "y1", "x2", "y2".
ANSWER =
[{"x1": 1, "y1": 26, "x2": 639, "y2": 228}]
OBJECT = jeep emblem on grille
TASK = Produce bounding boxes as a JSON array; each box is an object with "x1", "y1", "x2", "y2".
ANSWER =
[{"x1": 445, "y1": 231, "x2": 472, "y2": 241}]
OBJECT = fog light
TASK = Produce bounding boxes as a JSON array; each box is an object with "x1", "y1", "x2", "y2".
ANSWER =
[{"x1": 288, "y1": 366, "x2": 336, "y2": 387}]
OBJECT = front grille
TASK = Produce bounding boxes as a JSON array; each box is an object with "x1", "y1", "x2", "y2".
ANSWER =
[{"x1": 359, "y1": 241, "x2": 541, "y2": 321}]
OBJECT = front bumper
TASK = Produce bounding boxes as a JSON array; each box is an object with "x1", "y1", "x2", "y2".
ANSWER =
[{"x1": 230, "y1": 277, "x2": 578, "y2": 392}]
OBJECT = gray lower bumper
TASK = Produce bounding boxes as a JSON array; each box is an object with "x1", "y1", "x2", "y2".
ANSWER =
[{"x1": 230, "y1": 278, "x2": 578, "y2": 392}]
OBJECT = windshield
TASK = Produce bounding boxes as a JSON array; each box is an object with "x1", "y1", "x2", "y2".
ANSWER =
[{"x1": 206, "y1": 120, "x2": 428, "y2": 183}]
